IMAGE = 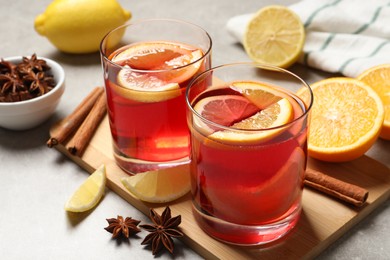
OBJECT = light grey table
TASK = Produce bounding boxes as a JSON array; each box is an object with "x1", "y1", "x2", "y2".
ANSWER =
[{"x1": 1, "y1": 0, "x2": 389, "y2": 259}]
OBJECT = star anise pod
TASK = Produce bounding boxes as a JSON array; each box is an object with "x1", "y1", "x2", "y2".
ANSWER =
[
  {"x1": 17, "y1": 53, "x2": 51, "y2": 74},
  {"x1": 104, "y1": 215, "x2": 141, "y2": 238},
  {"x1": 0, "y1": 59, "x2": 16, "y2": 75},
  {"x1": 22, "y1": 70, "x2": 55, "y2": 96},
  {"x1": 139, "y1": 207, "x2": 184, "y2": 255},
  {"x1": 0, "y1": 73, "x2": 25, "y2": 94}
]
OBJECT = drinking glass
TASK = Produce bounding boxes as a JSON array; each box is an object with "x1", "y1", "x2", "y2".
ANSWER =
[
  {"x1": 100, "y1": 19, "x2": 212, "y2": 173},
  {"x1": 186, "y1": 62, "x2": 313, "y2": 245}
]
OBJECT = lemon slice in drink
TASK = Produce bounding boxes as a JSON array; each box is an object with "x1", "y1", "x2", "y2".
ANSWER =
[
  {"x1": 64, "y1": 165, "x2": 106, "y2": 212},
  {"x1": 121, "y1": 164, "x2": 190, "y2": 203},
  {"x1": 243, "y1": 5, "x2": 305, "y2": 68},
  {"x1": 114, "y1": 74, "x2": 181, "y2": 103}
]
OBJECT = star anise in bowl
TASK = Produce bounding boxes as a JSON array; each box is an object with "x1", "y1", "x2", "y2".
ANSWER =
[
  {"x1": 139, "y1": 206, "x2": 184, "y2": 255},
  {"x1": 0, "y1": 54, "x2": 55, "y2": 103},
  {"x1": 0, "y1": 54, "x2": 65, "y2": 130}
]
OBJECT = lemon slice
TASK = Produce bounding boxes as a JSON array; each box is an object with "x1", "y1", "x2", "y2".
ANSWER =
[
  {"x1": 64, "y1": 164, "x2": 106, "y2": 212},
  {"x1": 243, "y1": 5, "x2": 305, "y2": 68},
  {"x1": 210, "y1": 98, "x2": 293, "y2": 144},
  {"x1": 114, "y1": 74, "x2": 181, "y2": 103},
  {"x1": 121, "y1": 164, "x2": 190, "y2": 203}
]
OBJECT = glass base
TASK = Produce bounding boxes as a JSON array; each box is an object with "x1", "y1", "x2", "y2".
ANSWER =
[
  {"x1": 114, "y1": 152, "x2": 190, "y2": 174},
  {"x1": 192, "y1": 204, "x2": 301, "y2": 246}
]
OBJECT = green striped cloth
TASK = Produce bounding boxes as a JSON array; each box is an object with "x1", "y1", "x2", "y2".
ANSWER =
[{"x1": 226, "y1": 0, "x2": 390, "y2": 77}]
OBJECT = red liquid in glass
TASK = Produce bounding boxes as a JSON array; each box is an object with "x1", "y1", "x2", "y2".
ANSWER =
[
  {"x1": 189, "y1": 85, "x2": 308, "y2": 244},
  {"x1": 105, "y1": 41, "x2": 209, "y2": 171}
]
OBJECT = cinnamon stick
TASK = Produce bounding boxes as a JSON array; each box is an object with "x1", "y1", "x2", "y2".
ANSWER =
[
  {"x1": 304, "y1": 168, "x2": 369, "y2": 207},
  {"x1": 47, "y1": 87, "x2": 104, "y2": 147},
  {"x1": 66, "y1": 91, "x2": 107, "y2": 156}
]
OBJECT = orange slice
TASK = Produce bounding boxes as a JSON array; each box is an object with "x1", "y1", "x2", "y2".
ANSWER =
[
  {"x1": 113, "y1": 42, "x2": 203, "y2": 103},
  {"x1": 230, "y1": 81, "x2": 283, "y2": 109},
  {"x1": 193, "y1": 83, "x2": 294, "y2": 144},
  {"x1": 357, "y1": 64, "x2": 390, "y2": 140},
  {"x1": 210, "y1": 98, "x2": 293, "y2": 144},
  {"x1": 194, "y1": 95, "x2": 259, "y2": 129},
  {"x1": 113, "y1": 41, "x2": 203, "y2": 83},
  {"x1": 297, "y1": 77, "x2": 384, "y2": 162}
]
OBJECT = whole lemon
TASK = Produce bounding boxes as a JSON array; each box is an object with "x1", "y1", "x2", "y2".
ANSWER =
[{"x1": 34, "y1": 0, "x2": 131, "y2": 54}]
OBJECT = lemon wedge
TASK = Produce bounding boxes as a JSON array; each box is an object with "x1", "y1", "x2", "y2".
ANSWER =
[
  {"x1": 64, "y1": 165, "x2": 106, "y2": 212},
  {"x1": 121, "y1": 164, "x2": 190, "y2": 203}
]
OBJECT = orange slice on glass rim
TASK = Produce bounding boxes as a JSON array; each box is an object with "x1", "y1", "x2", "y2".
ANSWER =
[
  {"x1": 112, "y1": 41, "x2": 203, "y2": 103},
  {"x1": 193, "y1": 82, "x2": 294, "y2": 144}
]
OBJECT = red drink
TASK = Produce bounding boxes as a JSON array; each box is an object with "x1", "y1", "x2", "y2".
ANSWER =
[
  {"x1": 186, "y1": 64, "x2": 312, "y2": 245},
  {"x1": 100, "y1": 19, "x2": 212, "y2": 173},
  {"x1": 104, "y1": 41, "x2": 209, "y2": 172}
]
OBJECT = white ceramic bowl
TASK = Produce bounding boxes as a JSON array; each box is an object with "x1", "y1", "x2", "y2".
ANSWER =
[{"x1": 0, "y1": 56, "x2": 65, "y2": 130}]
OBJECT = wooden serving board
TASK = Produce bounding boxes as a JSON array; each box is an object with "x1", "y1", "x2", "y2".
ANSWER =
[{"x1": 50, "y1": 115, "x2": 390, "y2": 259}]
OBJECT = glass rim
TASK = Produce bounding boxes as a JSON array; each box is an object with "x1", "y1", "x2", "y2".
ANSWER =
[
  {"x1": 186, "y1": 62, "x2": 314, "y2": 133},
  {"x1": 99, "y1": 18, "x2": 212, "y2": 74}
]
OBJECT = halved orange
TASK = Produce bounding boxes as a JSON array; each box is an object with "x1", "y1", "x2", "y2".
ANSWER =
[
  {"x1": 357, "y1": 64, "x2": 390, "y2": 140},
  {"x1": 297, "y1": 77, "x2": 384, "y2": 162},
  {"x1": 113, "y1": 42, "x2": 203, "y2": 103}
]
